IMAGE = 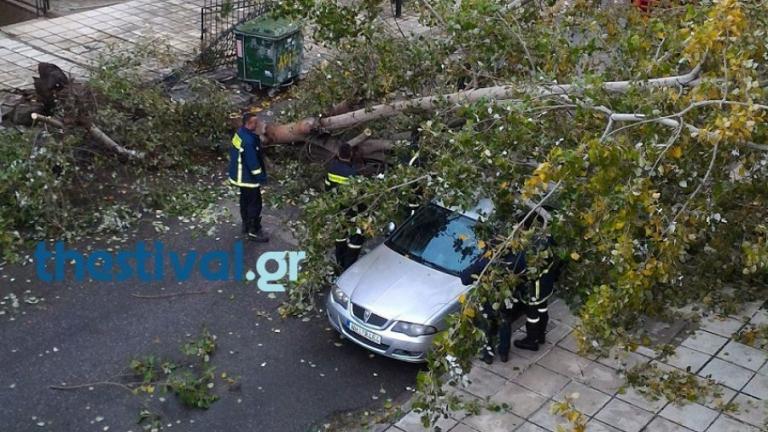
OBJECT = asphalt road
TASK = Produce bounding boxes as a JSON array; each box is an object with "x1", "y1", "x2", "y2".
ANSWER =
[{"x1": 0, "y1": 203, "x2": 423, "y2": 432}]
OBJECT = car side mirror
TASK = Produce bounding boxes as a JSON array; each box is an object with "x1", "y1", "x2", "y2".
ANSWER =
[{"x1": 387, "y1": 222, "x2": 396, "y2": 234}]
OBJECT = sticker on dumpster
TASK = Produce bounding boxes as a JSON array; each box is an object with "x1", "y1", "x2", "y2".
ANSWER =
[{"x1": 236, "y1": 40, "x2": 243, "y2": 58}]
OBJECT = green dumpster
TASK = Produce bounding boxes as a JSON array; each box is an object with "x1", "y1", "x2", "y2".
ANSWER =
[{"x1": 234, "y1": 15, "x2": 303, "y2": 89}]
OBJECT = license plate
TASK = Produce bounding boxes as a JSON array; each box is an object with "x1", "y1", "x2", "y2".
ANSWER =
[{"x1": 347, "y1": 320, "x2": 382, "y2": 345}]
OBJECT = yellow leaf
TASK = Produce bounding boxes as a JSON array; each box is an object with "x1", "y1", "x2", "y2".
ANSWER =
[
  {"x1": 458, "y1": 234, "x2": 468, "y2": 241},
  {"x1": 477, "y1": 240, "x2": 487, "y2": 250},
  {"x1": 669, "y1": 146, "x2": 683, "y2": 159},
  {"x1": 458, "y1": 294, "x2": 466, "y2": 304},
  {"x1": 462, "y1": 306, "x2": 476, "y2": 319},
  {"x1": 570, "y1": 252, "x2": 581, "y2": 261}
]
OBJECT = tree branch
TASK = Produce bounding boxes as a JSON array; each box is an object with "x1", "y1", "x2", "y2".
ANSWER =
[{"x1": 31, "y1": 113, "x2": 145, "y2": 159}]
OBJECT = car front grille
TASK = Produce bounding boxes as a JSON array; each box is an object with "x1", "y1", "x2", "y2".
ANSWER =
[{"x1": 351, "y1": 303, "x2": 388, "y2": 327}]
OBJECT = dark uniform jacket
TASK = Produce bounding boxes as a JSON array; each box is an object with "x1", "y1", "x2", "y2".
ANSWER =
[
  {"x1": 229, "y1": 127, "x2": 267, "y2": 188},
  {"x1": 515, "y1": 235, "x2": 561, "y2": 306},
  {"x1": 325, "y1": 158, "x2": 357, "y2": 190}
]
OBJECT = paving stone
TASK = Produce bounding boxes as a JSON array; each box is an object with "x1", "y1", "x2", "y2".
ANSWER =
[
  {"x1": 593, "y1": 398, "x2": 653, "y2": 432},
  {"x1": 585, "y1": 419, "x2": 622, "y2": 432},
  {"x1": 576, "y1": 361, "x2": 624, "y2": 394},
  {"x1": 681, "y1": 331, "x2": 728, "y2": 355},
  {"x1": 548, "y1": 299, "x2": 579, "y2": 327},
  {"x1": 742, "y1": 373, "x2": 768, "y2": 399},
  {"x1": 514, "y1": 422, "x2": 549, "y2": 432},
  {"x1": 759, "y1": 362, "x2": 768, "y2": 377},
  {"x1": 701, "y1": 384, "x2": 737, "y2": 411},
  {"x1": 529, "y1": 404, "x2": 560, "y2": 432},
  {"x1": 707, "y1": 415, "x2": 761, "y2": 432},
  {"x1": 461, "y1": 366, "x2": 507, "y2": 399},
  {"x1": 538, "y1": 347, "x2": 594, "y2": 379},
  {"x1": 516, "y1": 364, "x2": 571, "y2": 397},
  {"x1": 733, "y1": 301, "x2": 764, "y2": 322},
  {"x1": 554, "y1": 381, "x2": 612, "y2": 416},
  {"x1": 544, "y1": 322, "x2": 572, "y2": 344},
  {"x1": 750, "y1": 309, "x2": 768, "y2": 326},
  {"x1": 644, "y1": 416, "x2": 695, "y2": 432},
  {"x1": 489, "y1": 381, "x2": 548, "y2": 418},
  {"x1": 616, "y1": 387, "x2": 668, "y2": 413},
  {"x1": 665, "y1": 345, "x2": 712, "y2": 374},
  {"x1": 461, "y1": 410, "x2": 524, "y2": 432},
  {"x1": 443, "y1": 389, "x2": 480, "y2": 422},
  {"x1": 700, "y1": 316, "x2": 745, "y2": 337},
  {"x1": 727, "y1": 393, "x2": 768, "y2": 428},
  {"x1": 447, "y1": 423, "x2": 478, "y2": 432},
  {"x1": 716, "y1": 340, "x2": 768, "y2": 371},
  {"x1": 597, "y1": 349, "x2": 650, "y2": 371},
  {"x1": 634, "y1": 345, "x2": 658, "y2": 358},
  {"x1": 659, "y1": 403, "x2": 719, "y2": 431},
  {"x1": 698, "y1": 358, "x2": 755, "y2": 391},
  {"x1": 478, "y1": 354, "x2": 532, "y2": 380},
  {"x1": 395, "y1": 410, "x2": 458, "y2": 432},
  {"x1": 645, "y1": 319, "x2": 687, "y2": 345},
  {"x1": 557, "y1": 332, "x2": 597, "y2": 359}
]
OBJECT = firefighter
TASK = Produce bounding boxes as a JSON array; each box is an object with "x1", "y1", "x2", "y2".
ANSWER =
[
  {"x1": 228, "y1": 113, "x2": 268, "y2": 243},
  {"x1": 334, "y1": 203, "x2": 368, "y2": 271},
  {"x1": 325, "y1": 143, "x2": 359, "y2": 270},
  {"x1": 402, "y1": 129, "x2": 424, "y2": 218},
  {"x1": 461, "y1": 245, "x2": 526, "y2": 364},
  {"x1": 513, "y1": 215, "x2": 562, "y2": 351},
  {"x1": 325, "y1": 143, "x2": 357, "y2": 191}
]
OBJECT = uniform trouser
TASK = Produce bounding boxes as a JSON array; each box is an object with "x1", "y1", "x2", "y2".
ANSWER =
[
  {"x1": 334, "y1": 239, "x2": 348, "y2": 270},
  {"x1": 337, "y1": 235, "x2": 363, "y2": 271},
  {"x1": 523, "y1": 299, "x2": 549, "y2": 340},
  {"x1": 478, "y1": 303, "x2": 515, "y2": 356},
  {"x1": 239, "y1": 187, "x2": 262, "y2": 230}
]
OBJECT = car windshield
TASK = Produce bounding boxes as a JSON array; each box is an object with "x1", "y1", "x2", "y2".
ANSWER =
[{"x1": 386, "y1": 204, "x2": 483, "y2": 275}]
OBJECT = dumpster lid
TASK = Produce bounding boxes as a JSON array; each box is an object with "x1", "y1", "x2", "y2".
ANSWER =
[{"x1": 235, "y1": 15, "x2": 300, "y2": 38}]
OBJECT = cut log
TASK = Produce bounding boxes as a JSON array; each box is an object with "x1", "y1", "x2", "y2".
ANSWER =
[{"x1": 347, "y1": 128, "x2": 372, "y2": 147}]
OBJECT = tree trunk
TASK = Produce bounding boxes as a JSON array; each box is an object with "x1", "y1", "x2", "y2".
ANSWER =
[{"x1": 264, "y1": 65, "x2": 702, "y2": 144}]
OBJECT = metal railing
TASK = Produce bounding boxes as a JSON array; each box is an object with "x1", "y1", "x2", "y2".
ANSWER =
[
  {"x1": 198, "y1": 0, "x2": 272, "y2": 69},
  {"x1": 35, "y1": 0, "x2": 49, "y2": 16},
  {"x1": 3, "y1": 0, "x2": 50, "y2": 17}
]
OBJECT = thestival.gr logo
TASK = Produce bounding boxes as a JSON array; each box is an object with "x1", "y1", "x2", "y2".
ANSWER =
[{"x1": 33, "y1": 241, "x2": 305, "y2": 292}]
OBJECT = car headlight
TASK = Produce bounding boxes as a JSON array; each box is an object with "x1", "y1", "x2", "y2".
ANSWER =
[
  {"x1": 392, "y1": 321, "x2": 438, "y2": 337},
  {"x1": 331, "y1": 284, "x2": 349, "y2": 308}
]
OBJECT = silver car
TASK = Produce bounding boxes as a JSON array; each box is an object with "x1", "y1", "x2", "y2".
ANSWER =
[{"x1": 326, "y1": 200, "x2": 493, "y2": 362}]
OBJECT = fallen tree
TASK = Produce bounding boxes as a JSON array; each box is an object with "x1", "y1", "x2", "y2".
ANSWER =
[{"x1": 273, "y1": 0, "x2": 768, "y2": 425}]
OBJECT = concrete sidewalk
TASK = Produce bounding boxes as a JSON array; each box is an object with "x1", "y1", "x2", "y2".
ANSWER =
[
  {"x1": 386, "y1": 299, "x2": 768, "y2": 432},
  {"x1": 0, "y1": 0, "x2": 202, "y2": 90}
]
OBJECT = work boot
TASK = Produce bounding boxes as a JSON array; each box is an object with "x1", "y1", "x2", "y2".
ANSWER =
[
  {"x1": 499, "y1": 352, "x2": 509, "y2": 363},
  {"x1": 513, "y1": 321, "x2": 540, "y2": 351},
  {"x1": 247, "y1": 219, "x2": 269, "y2": 243},
  {"x1": 481, "y1": 346, "x2": 494, "y2": 365}
]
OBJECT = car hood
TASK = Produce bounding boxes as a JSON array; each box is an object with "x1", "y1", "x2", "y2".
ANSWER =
[{"x1": 337, "y1": 244, "x2": 467, "y2": 324}]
